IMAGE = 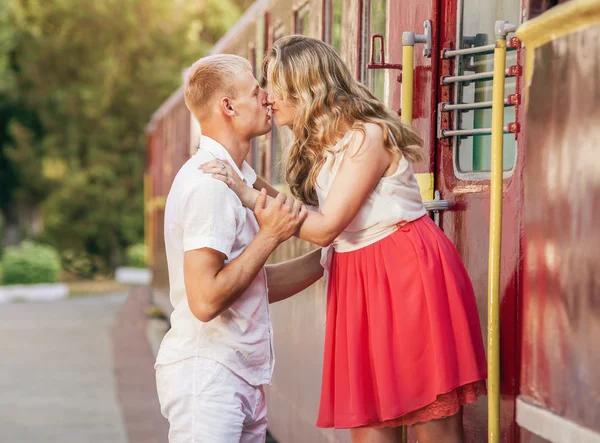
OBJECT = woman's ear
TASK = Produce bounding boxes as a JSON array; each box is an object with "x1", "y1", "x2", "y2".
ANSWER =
[{"x1": 221, "y1": 97, "x2": 237, "y2": 117}]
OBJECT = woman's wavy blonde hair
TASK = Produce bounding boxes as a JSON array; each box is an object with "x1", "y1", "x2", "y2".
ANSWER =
[{"x1": 265, "y1": 35, "x2": 423, "y2": 206}]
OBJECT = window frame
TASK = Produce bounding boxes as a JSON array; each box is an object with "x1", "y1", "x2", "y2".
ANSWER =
[
  {"x1": 322, "y1": 0, "x2": 332, "y2": 43},
  {"x1": 358, "y1": 0, "x2": 390, "y2": 101},
  {"x1": 449, "y1": 0, "x2": 521, "y2": 180},
  {"x1": 293, "y1": 2, "x2": 311, "y2": 35}
]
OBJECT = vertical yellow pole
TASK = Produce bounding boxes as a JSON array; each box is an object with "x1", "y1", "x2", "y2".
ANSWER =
[
  {"x1": 144, "y1": 174, "x2": 154, "y2": 268},
  {"x1": 401, "y1": 43, "x2": 414, "y2": 125},
  {"x1": 401, "y1": 37, "x2": 415, "y2": 443},
  {"x1": 488, "y1": 20, "x2": 515, "y2": 443}
]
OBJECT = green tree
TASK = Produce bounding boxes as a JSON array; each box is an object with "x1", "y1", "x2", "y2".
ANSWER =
[
  {"x1": 1, "y1": 0, "x2": 248, "y2": 270},
  {"x1": 0, "y1": 0, "x2": 19, "y2": 214}
]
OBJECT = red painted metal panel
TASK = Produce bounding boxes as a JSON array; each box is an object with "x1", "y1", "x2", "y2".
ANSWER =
[
  {"x1": 519, "y1": 428, "x2": 551, "y2": 443},
  {"x1": 433, "y1": 1, "x2": 526, "y2": 442},
  {"x1": 388, "y1": 0, "x2": 439, "y2": 173},
  {"x1": 521, "y1": 25, "x2": 600, "y2": 433},
  {"x1": 146, "y1": 94, "x2": 192, "y2": 293}
]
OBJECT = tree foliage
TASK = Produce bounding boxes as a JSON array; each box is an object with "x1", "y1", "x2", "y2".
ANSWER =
[{"x1": 0, "y1": 0, "x2": 247, "y2": 271}]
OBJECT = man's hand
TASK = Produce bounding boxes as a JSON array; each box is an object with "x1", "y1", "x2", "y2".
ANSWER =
[{"x1": 254, "y1": 189, "x2": 307, "y2": 244}]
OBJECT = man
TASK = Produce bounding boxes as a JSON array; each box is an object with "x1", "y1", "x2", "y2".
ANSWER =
[{"x1": 155, "y1": 54, "x2": 324, "y2": 443}]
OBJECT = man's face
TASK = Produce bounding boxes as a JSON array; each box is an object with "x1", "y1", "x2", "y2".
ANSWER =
[{"x1": 229, "y1": 70, "x2": 271, "y2": 139}]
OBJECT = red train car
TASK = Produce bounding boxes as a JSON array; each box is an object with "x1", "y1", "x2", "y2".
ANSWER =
[{"x1": 145, "y1": 1, "x2": 600, "y2": 442}]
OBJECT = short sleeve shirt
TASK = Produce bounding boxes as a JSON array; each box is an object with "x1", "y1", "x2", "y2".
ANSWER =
[{"x1": 156, "y1": 136, "x2": 274, "y2": 387}]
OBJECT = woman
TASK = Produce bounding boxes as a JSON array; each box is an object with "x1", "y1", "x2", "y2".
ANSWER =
[{"x1": 201, "y1": 35, "x2": 487, "y2": 443}]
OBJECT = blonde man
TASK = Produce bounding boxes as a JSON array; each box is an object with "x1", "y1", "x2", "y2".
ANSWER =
[{"x1": 155, "y1": 55, "x2": 323, "y2": 443}]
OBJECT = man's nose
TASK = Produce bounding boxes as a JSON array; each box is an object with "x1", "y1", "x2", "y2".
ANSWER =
[{"x1": 261, "y1": 90, "x2": 272, "y2": 107}]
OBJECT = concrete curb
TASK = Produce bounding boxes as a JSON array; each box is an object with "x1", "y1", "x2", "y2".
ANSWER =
[
  {"x1": 0, "y1": 283, "x2": 69, "y2": 303},
  {"x1": 115, "y1": 267, "x2": 152, "y2": 285}
]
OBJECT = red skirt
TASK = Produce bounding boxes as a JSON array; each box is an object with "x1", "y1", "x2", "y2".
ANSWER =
[{"x1": 316, "y1": 215, "x2": 487, "y2": 429}]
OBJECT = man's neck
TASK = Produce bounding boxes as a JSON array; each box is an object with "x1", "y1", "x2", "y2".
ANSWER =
[{"x1": 202, "y1": 129, "x2": 250, "y2": 168}]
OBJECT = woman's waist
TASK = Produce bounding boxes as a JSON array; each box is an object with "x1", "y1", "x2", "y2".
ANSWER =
[{"x1": 332, "y1": 212, "x2": 426, "y2": 253}]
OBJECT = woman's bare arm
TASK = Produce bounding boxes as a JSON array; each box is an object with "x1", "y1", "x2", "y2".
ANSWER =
[{"x1": 200, "y1": 124, "x2": 390, "y2": 247}]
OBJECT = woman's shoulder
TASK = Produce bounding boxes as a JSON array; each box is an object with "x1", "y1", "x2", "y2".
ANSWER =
[{"x1": 343, "y1": 121, "x2": 386, "y2": 156}]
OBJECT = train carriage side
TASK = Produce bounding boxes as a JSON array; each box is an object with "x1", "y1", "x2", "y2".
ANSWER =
[
  {"x1": 204, "y1": 1, "x2": 521, "y2": 442},
  {"x1": 144, "y1": 0, "x2": 600, "y2": 442},
  {"x1": 516, "y1": 1, "x2": 600, "y2": 442},
  {"x1": 145, "y1": 88, "x2": 193, "y2": 296}
]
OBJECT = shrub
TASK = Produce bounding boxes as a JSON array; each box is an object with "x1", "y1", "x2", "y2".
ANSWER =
[
  {"x1": 60, "y1": 249, "x2": 108, "y2": 279},
  {"x1": 125, "y1": 244, "x2": 146, "y2": 268},
  {"x1": 1, "y1": 241, "x2": 62, "y2": 285},
  {"x1": 0, "y1": 212, "x2": 4, "y2": 257}
]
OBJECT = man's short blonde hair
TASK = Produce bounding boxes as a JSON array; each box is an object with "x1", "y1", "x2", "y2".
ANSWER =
[{"x1": 184, "y1": 54, "x2": 252, "y2": 121}]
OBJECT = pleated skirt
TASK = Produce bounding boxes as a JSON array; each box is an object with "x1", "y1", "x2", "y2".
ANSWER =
[{"x1": 316, "y1": 215, "x2": 487, "y2": 429}]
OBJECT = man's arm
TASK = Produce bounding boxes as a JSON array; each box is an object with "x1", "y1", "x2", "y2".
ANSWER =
[
  {"x1": 184, "y1": 232, "x2": 280, "y2": 322},
  {"x1": 264, "y1": 249, "x2": 324, "y2": 304},
  {"x1": 200, "y1": 126, "x2": 388, "y2": 247},
  {"x1": 184, "y1": 190, "x2": 307, "y2": 323}
]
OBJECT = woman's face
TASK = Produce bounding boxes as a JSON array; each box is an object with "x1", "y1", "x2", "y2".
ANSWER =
[{"x1": 267, "y1": 82, "x2": 298, "y2": 127}]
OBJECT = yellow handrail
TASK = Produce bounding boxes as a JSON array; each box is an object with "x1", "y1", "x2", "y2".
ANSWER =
[
  {"x1": 401, "y1": 43, "x2": 414, "y2": 125},
  {"x1": 516, "y1": 0, "x2": 600, "y2": 104},
  {"x1": 488, "y1": 20, "x2": 517, "y2": 443},
  {"x1": 400, "y1": 35, "x2": 417, "y2": 443}
]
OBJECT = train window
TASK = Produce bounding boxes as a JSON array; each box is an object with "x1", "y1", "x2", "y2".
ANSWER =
[
  {"x1": 360, "y1": 0, "x2": 387, "y2": 102},
  {"x1": 323, "y1": 0, "x2": 343, "y2": 50},
  {"x1": 271, "y1": 23, "x2": 286, "y2": 185},
  {"x1": 455, "y1": 0, "x2": 520, "y2": 173},
  {"x1": 332, "y1": 0, "x2": 342, "y2": 50},
  {"x1": 294, "y1": 3, "x2": 311, "y2": 35},
  {"x1": 248, "y1": 44, "x2": 259, "y2": 170},
  {"x1": 254, "y1": 14, "x2": 268, "y2": 178},
  {"x1": 256, "y1": 14, "x2": 267, "y2": 86}
]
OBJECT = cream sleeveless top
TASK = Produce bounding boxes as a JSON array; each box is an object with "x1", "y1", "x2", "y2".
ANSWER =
[{"x1": 316, "y1": 129, "x2": 427, "y2": 267}]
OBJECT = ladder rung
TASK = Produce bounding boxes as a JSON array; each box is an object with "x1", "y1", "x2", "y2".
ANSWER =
[
  {"x1": 442, "y1": 100, "x2": 512, "y2": 111},
  {"x1": 442, "y1": 127, "x2": 509, "y2": 137},
  {"x1": 443, "y1": 69, "x2": 514, "y2": 84},
  {"x1": 443, "y1": 45, "x2": 517, "y2": 58}
]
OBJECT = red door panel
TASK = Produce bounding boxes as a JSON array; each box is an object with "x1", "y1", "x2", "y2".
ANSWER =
[
  {"x1": 388, "y1": 0, "x2": 439, "y2": 174},
  {"x1": 434, "y1": 0, "x2": 525, "y2": 442}
]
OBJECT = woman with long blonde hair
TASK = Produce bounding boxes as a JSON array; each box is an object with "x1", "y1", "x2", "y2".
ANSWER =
[{"x1": 201, "y1": 35, "x2": 487, "y2": 443}]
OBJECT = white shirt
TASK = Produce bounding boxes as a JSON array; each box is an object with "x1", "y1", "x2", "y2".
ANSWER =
[
  {"x1": 156, "y1": 135, "x2": 274, "y2": 387},
  {"x1": 317, "y1": 129, "x2": 427, "y2": 266}
]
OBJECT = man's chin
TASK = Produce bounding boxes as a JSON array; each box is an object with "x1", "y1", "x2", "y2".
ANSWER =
[{"x1": 259, "y1": 123, "x2": 272, "y2": 135}]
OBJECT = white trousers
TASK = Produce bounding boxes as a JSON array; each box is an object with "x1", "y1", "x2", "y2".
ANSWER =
[{"x1": 156, "y1": 357, "x2": 268, "y2": 443}]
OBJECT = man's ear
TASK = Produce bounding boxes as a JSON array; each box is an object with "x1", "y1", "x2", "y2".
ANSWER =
[{"x1": 220, "y1": 97, "x2": 237, "y2": 117}]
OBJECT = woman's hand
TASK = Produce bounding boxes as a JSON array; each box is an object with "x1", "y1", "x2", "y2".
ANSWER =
[{"x1": 199, "y1": 159, "x2": 255, "y2": 207}]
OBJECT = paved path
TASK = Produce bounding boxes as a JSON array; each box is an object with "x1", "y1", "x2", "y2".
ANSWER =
[{"x1": 0, "y1": 292, "x2": 144, "y2": 443}]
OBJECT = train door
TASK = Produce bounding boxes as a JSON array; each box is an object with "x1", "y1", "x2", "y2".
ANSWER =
[
  {"x1": 383, "y1": 0, "x2": 439, "y2": 191},
  {"x1": 383, "y1": 0, "x2": 525, "y2": 442},
  {"x1": 434, "y1": 0, "x2": 524, "y2": 442}
]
